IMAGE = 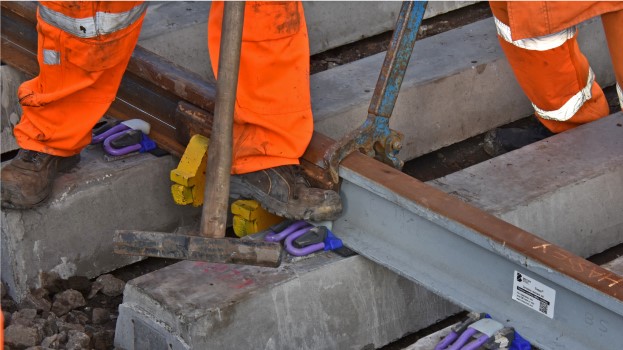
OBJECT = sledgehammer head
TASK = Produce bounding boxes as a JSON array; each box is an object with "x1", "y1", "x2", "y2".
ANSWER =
[{"x1": 113, "y1": 230, "x2": 283, "y2": 268}]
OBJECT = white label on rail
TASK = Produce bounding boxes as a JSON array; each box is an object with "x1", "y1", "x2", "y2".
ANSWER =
[{"x1": 512, "y1": 271, "x2": 556, "y2": 318}]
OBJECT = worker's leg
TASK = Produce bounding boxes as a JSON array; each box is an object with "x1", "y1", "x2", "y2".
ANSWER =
[
  {"x1": 489, "y1": 2, "x2": 609, "y2": 134},
  {"x1": 2, "y1": 1, "x2": 146, "y2": 209},
  {"x1": 601, "y1": 9, "x2": 623, "y2": 110},
  {"x1": 207, "y1": 1, "x2": 341, "y2": 221},
  {"x1": 208, "y1": 1, "x2": 313, "y2": 174},
  {"x1": 15, "y1": 1, "x2": 146, "y2": 156}
]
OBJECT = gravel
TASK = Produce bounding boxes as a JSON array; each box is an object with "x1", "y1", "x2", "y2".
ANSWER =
[{"x1": 2, "y1": 274, "x2": 124, "y2": 350}]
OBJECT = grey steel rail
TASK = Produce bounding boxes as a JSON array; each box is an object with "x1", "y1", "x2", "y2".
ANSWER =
[{"x1": 331, "y1": 150, "x2": 623, "y2": 349}]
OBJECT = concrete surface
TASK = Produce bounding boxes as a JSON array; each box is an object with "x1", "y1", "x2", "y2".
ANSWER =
[
  {"x1": 405, "y1": 326, "x2": 452, "y2": 350},
  {"x1": 115, "y1": 253, "x2": 460, "y2": 350},
  {"x1": 310, "y1": 17, "x2": 615, "y2": 161},
  {"x1": 115, "y1": 112, "x2": 623, "y2": 350},
  {"x1": 138, "y1": 1, "x2": 476, "y2": 81},
  {"x1": 431, "y1": 112, "x2": 623, "y2": 258},
  {"x1": 603, "y1": 256, "x2": 623, "y2": 276},
  {"x1": 1, "y1": 147, "x2": 200, "y2": 301},
  {"x1": 139, "y1": 3, "x2": 615, "y2": 162},
  {"x1": 304, "y1": 1, "x2": 477, "y2": 55}
]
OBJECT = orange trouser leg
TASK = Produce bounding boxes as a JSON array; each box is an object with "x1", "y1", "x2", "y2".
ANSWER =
[
  {"x1": 14, "y1": 2, "x2": 145, "y2": 157},
  {"x1": 602, "y1": 9, "x2": 623, "y2": 110},
  {"x1": 490, "y1": 2, "x2": 609, "y2": 134},
  {"x1": 208, "y1": 1, "x2": 313, "y2": 174}
]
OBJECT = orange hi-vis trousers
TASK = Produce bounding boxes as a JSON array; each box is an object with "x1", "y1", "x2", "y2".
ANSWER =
[
  {"x1": 15, "y1": 1, "x2": 313, "y2": 175},
  {"x1": 15, "y1": 1, "x2": 147, "y2": 157},
  {"x1": 208, "y1": 1, "x2": 313, "y2": 174},
  {"x1": 490, "y1": 2, "x2": 623, "y2": 133}
]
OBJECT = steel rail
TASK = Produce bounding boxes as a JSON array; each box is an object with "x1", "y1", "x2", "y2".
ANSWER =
[
  {"x1": 331, "y1": 149, "x2": 623, "y2": 349},
  {"x1": 3, "y1": 3, "x2": 622, "y2": 348}
]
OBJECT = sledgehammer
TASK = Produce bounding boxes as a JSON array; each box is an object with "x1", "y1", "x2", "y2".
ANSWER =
[{"x1": 113, "y1": 2, "x2": 283, "y2": 267}]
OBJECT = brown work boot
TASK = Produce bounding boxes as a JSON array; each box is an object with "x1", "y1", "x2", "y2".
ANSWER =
[
  {"x1": 1, "y1": 149, "x2": 80, "y2": 209},
  {"x1": 230, "y1": 165, "x2": 342, "y2": 221}
]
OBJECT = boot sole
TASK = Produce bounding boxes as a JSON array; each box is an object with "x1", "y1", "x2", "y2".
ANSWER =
[{"x1": 230, "y1": 176, "x2": 341, "y2": 222}]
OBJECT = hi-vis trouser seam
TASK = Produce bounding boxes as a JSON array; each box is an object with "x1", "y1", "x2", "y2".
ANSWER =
[
  {"x1": 39, "y1": 3, "x2": 147, "y2": 38},
  {"x1": 494, "y1": 15, "x2": 594, "y2": 121}
]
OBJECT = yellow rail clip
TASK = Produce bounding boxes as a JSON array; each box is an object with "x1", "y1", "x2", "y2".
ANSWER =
[
  {"x1": 170, "y1": 135, "x2": 284, "y2": 236},
  {"x1": 231, "y1": 199, "x2": 284, "y2": 237},
  {"x1": 170, "y1": 134, "x2": 209, "y2": 206}
]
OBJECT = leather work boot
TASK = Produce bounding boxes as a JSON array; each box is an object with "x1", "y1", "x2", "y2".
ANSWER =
[
  {"x1": 230, "y1": 165, "x2": 342, "y2": 221},
  {"x1": 483, "y1": 122, "x2": 554, "y2": 157},
  {"x1": 1, "y1": 149, "x2": 80, "y2": 209}
]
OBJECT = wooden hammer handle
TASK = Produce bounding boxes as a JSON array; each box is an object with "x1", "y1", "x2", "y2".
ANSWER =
[{"x1": 201, "y1": 2, "x2": 245, "y2": 238}]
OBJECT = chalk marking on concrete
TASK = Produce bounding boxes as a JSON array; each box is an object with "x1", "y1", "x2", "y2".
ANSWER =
[{"x1": 51, "y1": 257, "x2": 77, "y2": 279}]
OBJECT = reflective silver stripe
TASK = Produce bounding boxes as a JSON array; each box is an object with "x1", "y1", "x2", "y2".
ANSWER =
[
  {"x1": 533, "y1": 68, "x2": 595, "y2": 121},
  {"x1": 493, "y1": 16, "x2": 576, "y2": 51},
  {"x1": 43, "y1": 49, "x2": 60, "y2": 65},
  {"x1": 617, "y1": 83, "x2": 623, "y2": 109},
  {"x1": 39, "y1": 3, "x2": 147, "y2": 38}
]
